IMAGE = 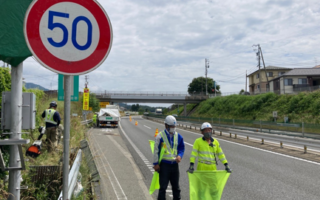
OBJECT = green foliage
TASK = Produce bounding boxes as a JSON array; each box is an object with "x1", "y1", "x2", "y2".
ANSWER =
[
  {"x1": 0, "y1": 67, "x2": 11, "y2": 110},
  {"x1": 190, "y1": 91, "x2": 320, "y2": 123},
  {"x1": 131, "y1": 104, "x2": 140, "y2": 111},
  {"x1": 188, "y1": 77, "x2": 220, "y2": 95}
]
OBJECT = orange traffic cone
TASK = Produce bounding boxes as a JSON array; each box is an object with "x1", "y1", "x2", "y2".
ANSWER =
[
  {"x1": 154, "y1": 128, "x2": 159, "y2": 137},
  {"x1": 135, "y1": 121, "x2": 138, "y2": 126}
]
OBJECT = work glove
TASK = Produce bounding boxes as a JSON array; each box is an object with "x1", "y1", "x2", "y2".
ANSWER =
[
  {"x1": 186, "y1": 163, "x2": 194, "y2": 174},
  {"x1": 224, "y1": 163, "x2": 232, "y2": 173}
]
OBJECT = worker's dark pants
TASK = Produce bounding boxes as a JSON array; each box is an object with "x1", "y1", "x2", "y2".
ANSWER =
[{"x1": 158, "y1": 162, "x2": 181, "y2": 200}]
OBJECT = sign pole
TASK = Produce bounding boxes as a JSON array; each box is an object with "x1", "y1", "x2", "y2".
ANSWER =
[
  {"x1": 63, "y1": 75, "x2": 71, "y2": 200},
  {"x1": 8, "y1": 63, "x2": 23, "y2": 200}
]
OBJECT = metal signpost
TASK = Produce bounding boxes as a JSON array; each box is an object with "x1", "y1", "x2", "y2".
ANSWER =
[{"x1": 24, "y1": 0, "x2": 112, "y2": 199}]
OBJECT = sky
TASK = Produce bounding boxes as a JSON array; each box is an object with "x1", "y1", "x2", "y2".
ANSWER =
[{"x1": 15, "y1": 0, "x2": 320, "y2": 107}]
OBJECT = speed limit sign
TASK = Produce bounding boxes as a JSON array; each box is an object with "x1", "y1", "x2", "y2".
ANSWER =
[{"x1": 24, "y1": 0, "x2": 113, "y2": 75}]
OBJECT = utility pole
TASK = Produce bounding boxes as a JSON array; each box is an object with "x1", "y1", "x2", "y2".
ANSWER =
[
  {"x1": 205, "y1": 58, "x2": 209, "y2": 96},
  {"x1": 253, "y1": 44, "x2": 269, "y2": 93},
  {"x1": 85, "y1": 75, "x2": 89, "y2": 88},
  {"x1": 245, "y1": 70, "x2": 247, "y2": 92},
  {"x1": 253, "y1": 44, "x2": 261, "y2": 93}
]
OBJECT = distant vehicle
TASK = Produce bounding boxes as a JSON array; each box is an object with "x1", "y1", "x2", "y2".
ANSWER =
[
  {"x1": 172, "y1": 114, "x2": 178, "y2": 117},
  {"x1": 97, "y1": 105, "x2": 120, "y2": 128},
  {"x1": 144, "y1": 112, "x2": 149, "y2": 115},
  {"x1": 155, "y1": 108, "x2": 162, "y2": 115},
  {"x1": 125, "y1": 112, "x2": 130, "y2": 116}
]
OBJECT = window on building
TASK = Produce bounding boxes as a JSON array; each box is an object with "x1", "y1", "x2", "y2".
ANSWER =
[
  {"x1": 267, "y1": 72, "x2": 273, "y2": 77},
  {"x1": 278, "y1": 72, "x2": 285, "y2": 76},
  {"x1": 284, "y1": 79, "x2": 293, "y2": 86},
  {"x1": 298, "y1": 78, "x2": 307, "y2": 84},
  {"x1": 256, "y1": 73, "x2": 259, "y2": 79},
  {"x1": 257, "y1": 85, "x2": 260, "y2": 89}
]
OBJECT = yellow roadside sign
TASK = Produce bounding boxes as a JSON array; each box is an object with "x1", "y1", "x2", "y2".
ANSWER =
[
  {"x1": 83, "y1": 88, "x2": 90, "y2": 110},
  {"x1": 89, "y1": 107, "x2": 92, "y2": 111},
  {"x1": 99, "y1": 102, "x2": 110, "y2": 107}
]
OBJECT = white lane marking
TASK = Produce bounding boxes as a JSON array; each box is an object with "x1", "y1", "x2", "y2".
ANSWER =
[
  {"x1": 144, "y1": 125, "x2": 151, "y2": 129},
  {"x1": 119, "y1": 122, "x2": 174, "y2": 198},
  {"x1": 145, "y1": 118, "x2": 320, "y2": 166},
  {"x1": 93, "y1": 136, "x2": 128, "y2": 200}
]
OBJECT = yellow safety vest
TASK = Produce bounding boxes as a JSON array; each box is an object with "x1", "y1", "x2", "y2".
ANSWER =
[
  {"x1": 160, "y1": 131, "x2": 178, "y2": 162},
  {"x1": 190, "y1": 138, "x2": 227, "y2": 167},
  {"x1": 45, "y1": 109, "x2": 57, "y2": 125}
]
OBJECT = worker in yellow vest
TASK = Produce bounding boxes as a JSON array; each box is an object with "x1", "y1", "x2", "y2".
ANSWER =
[
  {"x1": 93, "y1": 114, "x2": 97, "y2": 127},
  {"x1": 41, "y1": 101, "x2": 61, "y2": 152},
  {"x1": 187, "y1": 122, "x2": 232, "y2": 173},
  {"x1": 153, "y1": 115, "x2": 185, "y2": 200}
]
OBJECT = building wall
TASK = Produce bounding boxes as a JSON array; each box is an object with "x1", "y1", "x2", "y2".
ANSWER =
[
  {"x1": 248, "y1": 69, "x2": 291, "y2": 85},
  {"x1": 269, "y1": 81, "x2": 274, "y2": 92}
]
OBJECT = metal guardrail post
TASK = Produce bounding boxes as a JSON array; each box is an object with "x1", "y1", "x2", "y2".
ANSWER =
[
  {"x1": 280, "y1": 141, "x2": 283, "y2": 148},
  {"x1": 220, "y1": 131, "x2": 222, "y2": 136},
  {"x1": 302, "y1": 122, "x2": 304, "y2": 137},
  {"x1": 247, "y1": 136, "x2": 249, "y2": 141},
  {"x1": 304, "y1": 145, "x2": 307, "y2": 153},
  {"x1": 235, "y1": 134, "x2": 237, "y2": 139},
  {"x1": 229, "y1": 133, "x2": 232, "y2": 138},
  {"x1": 261, "y1": 138, "x2": 264, "y2": 144},
  {"x1": 260, "y1": 120, "x2": 262, "y2": 132}
]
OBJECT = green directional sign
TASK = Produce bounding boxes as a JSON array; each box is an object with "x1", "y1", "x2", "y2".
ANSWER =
[
  {"x1": 106, "y1": 117, "x2": 113, "y2": 120},
  {"x1": 58, "y1": 74, "x2": 79, "y2": 101}
]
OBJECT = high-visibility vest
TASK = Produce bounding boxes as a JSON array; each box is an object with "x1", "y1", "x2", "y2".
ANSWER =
[
  {"x1": 160, "y1": 131, "x2": 178, "y2": 162},
  {"x1": 93, "y1": 114, "x2": 97, "y2": 123},
  {"x1": 190, "y1": 138, "x2": 227, "y2": 165},
  {"x1": 45, "y1": 109, "x2": 57, "y2": 125}
]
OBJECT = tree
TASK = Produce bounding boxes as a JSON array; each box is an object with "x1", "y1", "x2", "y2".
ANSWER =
[
  {"x1": 188, "y1": 77, "x2": 220, "y2": 95},
  {"x1": 239, "y1": 89, "x2": 245, "y2": 95},
  {"x1": 131, "y1": 104, "x2": 140, "y2": 111}
]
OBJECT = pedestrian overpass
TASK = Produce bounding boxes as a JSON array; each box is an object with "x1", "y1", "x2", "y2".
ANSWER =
[{"x1": 94, "y1": 91, "x2": 208, "y2": 116}]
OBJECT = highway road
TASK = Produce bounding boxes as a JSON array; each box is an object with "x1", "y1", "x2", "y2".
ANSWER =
[{"x1": 119, "y1": 116, "x2": 320, "y2": 200}]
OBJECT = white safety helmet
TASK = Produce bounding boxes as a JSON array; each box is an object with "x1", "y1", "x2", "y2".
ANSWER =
[
  {"x1": 201, "y1": 122, "x2": 212, "y2": 130},
  {"x1": 164, "y1": 115, "x2": 177, "y2": 126}
]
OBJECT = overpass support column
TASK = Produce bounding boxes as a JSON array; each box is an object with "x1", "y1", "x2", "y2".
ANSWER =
[{"x1": 184, "y1": 103, "x2": 187, "y2": 116}]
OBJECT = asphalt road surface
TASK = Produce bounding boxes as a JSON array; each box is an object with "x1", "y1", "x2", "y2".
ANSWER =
[{"x1": 119, "y1": 116, "x2": 320, "y2": 200}]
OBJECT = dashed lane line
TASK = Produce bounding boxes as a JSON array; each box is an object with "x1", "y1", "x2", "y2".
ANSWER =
[{"x1": 119, "y1": 123, "x2": 174, "y2": 199}]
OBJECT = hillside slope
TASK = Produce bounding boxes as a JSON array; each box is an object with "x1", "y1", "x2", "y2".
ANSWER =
[{"x1": 186, "y1": 92, "x2": 320, "y2": 123}]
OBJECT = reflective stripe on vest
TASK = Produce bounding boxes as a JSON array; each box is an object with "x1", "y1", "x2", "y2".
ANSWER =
[
  {"x1": 45, "y1": 109, "x2": 57, "y2": 125},
  {"x1": 160, "y1": 131, "x2": 178, "y2": 161}
]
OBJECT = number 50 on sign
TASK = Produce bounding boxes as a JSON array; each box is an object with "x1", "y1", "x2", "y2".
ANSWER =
[{"x1": 24, "y1": 0, "x2": 113, "y2": 75}]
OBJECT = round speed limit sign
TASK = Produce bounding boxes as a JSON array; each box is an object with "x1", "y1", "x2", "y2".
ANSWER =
[{"x1": 24, "y1": 0, "x2": 113, "y2": 75}]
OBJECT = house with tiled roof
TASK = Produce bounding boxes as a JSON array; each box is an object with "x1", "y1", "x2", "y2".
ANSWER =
[
  {"x1": 247, "y1": 66, "x2": 292, "y2": 94},
  {"x1": 268, "y1": 68, "x2": 320, "y2": 94}
]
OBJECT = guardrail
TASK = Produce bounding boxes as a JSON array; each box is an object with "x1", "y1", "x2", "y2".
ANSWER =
[
  {"x1": 58, "y1": 149, "x2": 82, "y2": 200},
  {"x1": 81, "y1": 119, "x2": 93, "y2": 125},
  {"x1": 144, "y1": 116, "x2": 320, "y2": 153},
  {"x1": 145, "y1": 114, "x2": 320, "y2": 139}
]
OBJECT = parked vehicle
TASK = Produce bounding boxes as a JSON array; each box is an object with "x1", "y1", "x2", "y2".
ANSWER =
[
  {"x1": 155, "y1": 108, "x2": 162, "y2": 115},
  {"x1": 97, "y1": 105, "x2": 120, "y2": 128}
]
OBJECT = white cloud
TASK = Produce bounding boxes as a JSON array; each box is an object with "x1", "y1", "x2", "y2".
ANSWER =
[{"x1": 20, "y1": 0, "x2": 320, "y2": 106}]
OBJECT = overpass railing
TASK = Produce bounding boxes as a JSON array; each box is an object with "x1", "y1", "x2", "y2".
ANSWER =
[{"x1": 93, "y1": 91, "x2": 208, "y2": 97}]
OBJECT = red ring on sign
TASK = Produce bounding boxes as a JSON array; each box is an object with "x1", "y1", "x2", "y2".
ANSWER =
[{"x1": 25, "y1": 0, "x2": 112, "y2": 75}]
